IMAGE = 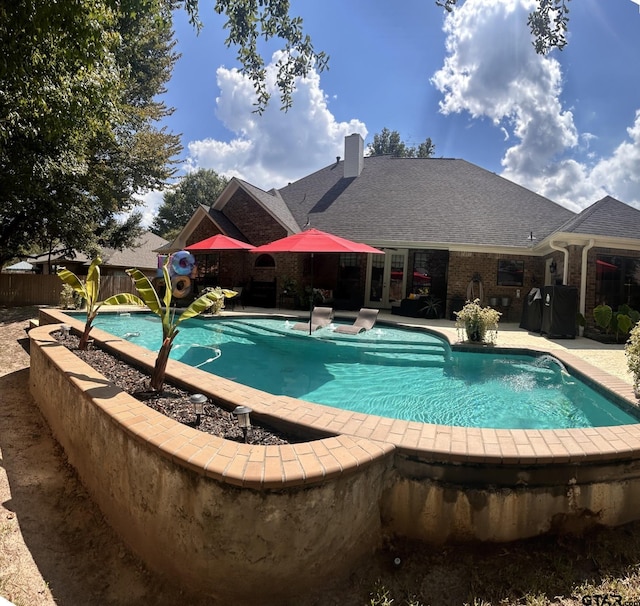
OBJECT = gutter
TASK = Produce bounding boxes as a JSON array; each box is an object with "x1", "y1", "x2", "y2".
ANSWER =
[
  {"x1": 580, "y1": 239, "x2": 595, "y2": 318},
  {"x1": 548, "y1": 240, "x2": 570, "y2": 286}
]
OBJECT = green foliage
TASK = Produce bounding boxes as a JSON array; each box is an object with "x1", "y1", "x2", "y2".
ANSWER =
[
  {"x1": 126, "y1": 258, "x2": 236, "y2": 391},
  {"x1": 593, "y1": 304, "x2": 637, "y2": 340},
  {"x1": 528, "y1": 0, "x2": 571, "y2": 54},
  {"x1": 59, "y1": 284, "x2": 80, "y2": 310},
  {"x1": 367, "y1": 128, "x2": 435, "y2": 158},
  {"x1": 57, "y1": 257, "x2": 144, "y2": 349},
  {"x1": 151, "y1": 169, "x2": 229, "y2": 238},
  {"x1": 455, "y1": 299, "x2": 501, "y2": 344},
  {"x1": 616, "y1": 314, "x2": 633, "y2": 337},
  {"x1": 593, "y1": 304, "x2": 613, "y2": 332},
  {"x1": 626, "y1": 322, "x2": 640, "y2": 395},
  {"x1": 0, "y1": 0, "x2": 180, "y2": 266},
  {"x1": 209, "y1": 0, "x2": 329, "y2": 112}
]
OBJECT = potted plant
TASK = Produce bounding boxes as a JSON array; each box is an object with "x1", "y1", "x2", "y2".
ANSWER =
[{"x1": 454, "y1": 298, "x2": 501, "y2": 344}]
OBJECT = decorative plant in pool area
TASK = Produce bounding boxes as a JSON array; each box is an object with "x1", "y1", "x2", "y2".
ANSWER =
[
  {"x1": 594, "y1": 303, "x2": 638, "y2": 342},
  {"x1": 57, "y1": 257, "x2": 144, "y2": 350},
  {"x1": 454, "y1": 298, "x2": 501, "y2": 344},
  {"x1": 126, "y1": 258, "x2": 236, "y2": 392},
  {"x1": 625, "y1": 320, "x2": 640, "y2": 397}
]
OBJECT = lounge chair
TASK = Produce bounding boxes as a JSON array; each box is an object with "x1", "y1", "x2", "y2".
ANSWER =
[
  {"x1": 291, "y1": 306, "x2": 334, "y2": 332},
  {"x1": 334, "y1": 308, "x2": 379, "y2": 334}
]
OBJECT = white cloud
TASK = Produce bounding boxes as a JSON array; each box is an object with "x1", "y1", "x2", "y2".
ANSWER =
[
  {"x1": 431, "y1": 0, "x2": 640, "y2": 211},
  {"x1": 134, "y1": 52, "x2": 367, "y2": 227},
  {"x1": 184, "y1": 51, "x2": 367, "y2": 190},
  {"x1": 134, "y1": 189, "x2": 165, "y2": 229}
]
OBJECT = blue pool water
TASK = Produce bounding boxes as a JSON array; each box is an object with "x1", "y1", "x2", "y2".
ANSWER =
[{"x1": 87, "y1": 313, "x2": 639, "y2": 430}]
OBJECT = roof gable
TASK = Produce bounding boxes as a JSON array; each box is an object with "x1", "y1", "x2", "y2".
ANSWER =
[
  {"x1": 556, "y1": 196, "x2": 640, "y2": 239},
  {"x1": 214, "y1": 178, "x2": 299, "y2": 235}
]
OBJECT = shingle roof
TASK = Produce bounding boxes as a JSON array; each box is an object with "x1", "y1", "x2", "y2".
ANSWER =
[
  {"x1": 556, "y1": 195, "x2": 640, "y2": 239},
  {"x1": 101, "y1": 232, "x2": 168, "y2": 270},
  {"x1": 234, "y1": 179, "x2": 300, "y2": 234},
  {"x1": 274, "y1": 155, "x2": 575, "y2": 248}
]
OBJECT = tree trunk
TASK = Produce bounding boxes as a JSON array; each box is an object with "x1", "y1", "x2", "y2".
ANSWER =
[
  {"x1": 78, "y1": 321, "x2": 93, "y2": 351},
  {"x1": 150, "y1": 337, "x2": 173, "y2": 392}
]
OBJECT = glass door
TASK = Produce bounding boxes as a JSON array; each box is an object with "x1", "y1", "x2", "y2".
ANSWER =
[{"x1": 366, "y1": 249, "x2": 408, "y2": 309}]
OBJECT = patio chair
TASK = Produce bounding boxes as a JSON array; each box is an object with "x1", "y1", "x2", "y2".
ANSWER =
[
  {"x1": 334, "y1": 308, "x2": 379, "y2": 334},
  {"x1": 228, "y1": 286, "x2": 244, "y2": 310},
  {"x1": 292, "y1": 306, "x2": 334, "y2": 332}
]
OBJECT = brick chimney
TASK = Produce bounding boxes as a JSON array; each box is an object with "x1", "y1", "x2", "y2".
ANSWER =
[{"x1": 344, "y1": 133, "x2": 364, "y2": 178}]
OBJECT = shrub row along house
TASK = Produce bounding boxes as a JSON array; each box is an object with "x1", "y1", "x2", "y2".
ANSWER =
[{"x1": 163, "y1": 134, "x2": 640, "y2": 327}]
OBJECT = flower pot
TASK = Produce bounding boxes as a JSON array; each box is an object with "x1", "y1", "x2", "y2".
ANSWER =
[
  {"x1": 501, "y1": 297, "x2": 511, "y2": 307},
  {"x1": 489, "y1": 297, "x2": 498, "y2": 307}
]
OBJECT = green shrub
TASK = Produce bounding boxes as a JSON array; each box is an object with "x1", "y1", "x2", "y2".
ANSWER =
[
  {"x1": 59, "y1": 283, "x2": 78, "y2": 309},
  {"x1": 593, "y1": 304, "x2": 613, "y2": 332}
]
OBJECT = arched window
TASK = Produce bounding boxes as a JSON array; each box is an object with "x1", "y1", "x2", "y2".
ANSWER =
[{"x1": 254, "y1": 254, "x2": 275, "y2": 268}]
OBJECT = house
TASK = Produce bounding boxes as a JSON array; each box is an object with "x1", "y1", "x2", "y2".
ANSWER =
[
  {"x1": 166, "y1": 134, "x2": 640, "y2": 325},
  {"x1": 31, "y1": 231, "x2": 168, "y2": 277}
]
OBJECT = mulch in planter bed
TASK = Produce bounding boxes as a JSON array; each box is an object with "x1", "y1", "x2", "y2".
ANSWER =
[{"x1": 55, "y1": 332, "x2": 296, "y2": 446}]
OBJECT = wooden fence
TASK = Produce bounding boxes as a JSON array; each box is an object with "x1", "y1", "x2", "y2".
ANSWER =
[{"x1": 0, "y1": 274, "x2": 138, "y2": 307}]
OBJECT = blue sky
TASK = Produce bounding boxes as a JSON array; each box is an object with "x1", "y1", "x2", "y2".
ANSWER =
[{"x1": 140, "y1": 0, "x2": 640, "y2": 225}]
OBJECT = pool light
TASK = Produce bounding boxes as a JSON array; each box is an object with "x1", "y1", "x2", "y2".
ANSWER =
[
  {"x1": 233, "y1": 406, "x2": 252, "y2": 442},
  {"x1": 190, "y1": 393, "x2": 207, "y2": 426}
]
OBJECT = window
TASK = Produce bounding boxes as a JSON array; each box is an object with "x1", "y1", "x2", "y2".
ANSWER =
[
  {"x1": 596, "y1": 255, "x2": 640, "y2": 310},
  {"x1": 497, "y1": 260, "x2": 524, "y2": 287},
  {"x1": 254, "y1": 254, "x2": 275, "y2": 268}
]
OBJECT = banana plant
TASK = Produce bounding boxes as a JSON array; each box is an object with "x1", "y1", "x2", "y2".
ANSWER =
[
  {"x1": 126, "y1": 258, "x2": 236, "y2": 392},
  {"x1": 58, "y1": 257, "x2": 144, "y2": 350}
]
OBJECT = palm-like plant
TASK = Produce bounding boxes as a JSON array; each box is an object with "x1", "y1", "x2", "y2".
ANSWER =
[
  {"x1": 126, "y1": 260, "x2": 236, "y2": 392},
  {"x1": 57, "y1": 257, "x2": 144, "y2": 350}
]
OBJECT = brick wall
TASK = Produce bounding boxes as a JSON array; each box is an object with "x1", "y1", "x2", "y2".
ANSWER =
[
  {"x1": 447, "y1": 251, "x2": 546, "y2": 319},
  {"x1": 223, "y1": 190, "x2": 287, "y2": 246}
]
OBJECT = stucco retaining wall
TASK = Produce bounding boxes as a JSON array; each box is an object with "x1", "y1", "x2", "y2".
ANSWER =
[{"x1": 29, "y1": 322, "x2": 394, "y2": 602}]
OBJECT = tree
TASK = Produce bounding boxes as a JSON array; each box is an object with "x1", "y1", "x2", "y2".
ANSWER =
[
  {"x1": 367, "y1": 128, "x2": 436, "y2": 158},
  {"x1": 0, "y1": 0, "x2": 323, "y2": 267},
  {"x1": 57, "y1": 257, "x2": 144, "y2": 350},
  {"x1": 151, "y1": 169, "x2": 229, "y2": 240},
  {"x1": 126, "y1": 262, "x2": 235, "y2": 392},
  {"x1": 0, "y1": 0, "x2": 181, "y2": 267}
]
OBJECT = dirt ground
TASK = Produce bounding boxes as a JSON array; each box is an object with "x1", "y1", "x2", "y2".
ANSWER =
[{"x1": 0, "y1": 307, "x2": 225, "y2": 606}]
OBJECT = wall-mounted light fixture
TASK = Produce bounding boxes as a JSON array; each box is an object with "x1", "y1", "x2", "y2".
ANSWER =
[
  {"x1": 233, "y1": 406, "x2": 252, "y2": 443},
  {"x1": 190, "y1": 393, "x2": 207, "y2": 426},
  {"x1": 550, "y1": 259, "x2": 557, "y2": 274}
]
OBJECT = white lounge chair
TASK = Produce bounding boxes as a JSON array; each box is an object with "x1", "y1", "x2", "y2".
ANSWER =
[
  {"x1": 334, "y1": 308, "x2": 379, "y2": 334},
  {"x1": 292, "y1": 306, "x2": 334, "y2": 332}
]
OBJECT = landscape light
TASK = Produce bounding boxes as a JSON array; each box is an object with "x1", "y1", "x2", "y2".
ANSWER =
[
  {"x1": 232, "y1": 406, "x2": 252, "y2": 442},
  {"x1": 190, "y1": 393, "x2": 207, "y2": 426}
]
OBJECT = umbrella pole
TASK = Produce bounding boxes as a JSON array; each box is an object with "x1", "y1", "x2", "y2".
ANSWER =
[{"x1": 309, "y1": 252, "x2": 314, "y2": 335}]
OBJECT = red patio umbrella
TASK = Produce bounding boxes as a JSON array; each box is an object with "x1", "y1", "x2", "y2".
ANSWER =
[
  {"x1": 250, "y1": 228, "x2": 383, "y2": 333},
  {"x1": 186, "y1": 234, "x2": 255, "y2": 294},
  {"x1": 185, "y1": 234, "x2": 255, "y2": 251}
]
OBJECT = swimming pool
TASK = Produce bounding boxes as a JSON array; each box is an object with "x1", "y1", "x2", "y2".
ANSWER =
[{"x1": 88, "y1": 313, "x2": 638, "y2": 430}]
